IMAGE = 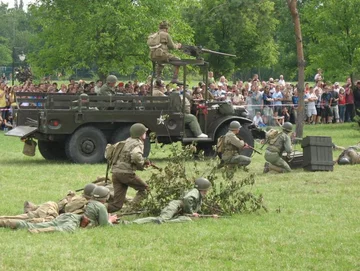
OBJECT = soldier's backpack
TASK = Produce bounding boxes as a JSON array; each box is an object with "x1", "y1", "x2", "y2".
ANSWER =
[
  {"x1": 267, "y1": 129, "x2": 281, "y2": 144},
  {"x1": 216, "y1": 135, "x2": 225, "y2": 157},
  {"x1": 147, "y1": 32, "x2": 161, "y2": 47},
  {"x1": 104, "y1": 141, "x2": 126, "y2": 168}
]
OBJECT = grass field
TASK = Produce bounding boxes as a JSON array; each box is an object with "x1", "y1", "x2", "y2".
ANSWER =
[{"x1": 0, "y1": 123, "x2": 360, "y2": 270}]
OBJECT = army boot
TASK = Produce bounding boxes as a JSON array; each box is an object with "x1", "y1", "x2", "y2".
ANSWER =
[
  {"x1": 263, "y1": 162, "x2": 270, "y2": 173},
  {"x1": 0, "y1": 219, "x2": 19, "y2": 229},
  {"x1": 268, "y1": 164, "x2": 285, "y2": 173},
  {"x1": 24, "y1": 201, "x2": 38, "y2": 213}
]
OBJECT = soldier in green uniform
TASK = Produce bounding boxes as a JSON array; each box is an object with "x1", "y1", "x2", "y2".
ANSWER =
[
  {"x1": 263, "y1": 122, "x2": 293, "y2": 173},
  {"x1": 98, "y1": 75, "x2": 117, "y2": 95},
  {"x1": 133, "y1": 177, "x2": 213, "y2": 224},
  {"x1": 148, "y1": 21, "x2": 182, "y2": 84},
  {"x1": 0, "y1": 187, "x2": 117, "y2": 233},
  {"x1": 169, "y1": 88, "x2": 208, "y2": 138},
  {"x1": 0, "y1": 183, "x2": 96, "y2": 223},
  {"x1": 107, "y1": 123, "x2": 151, "y2": 213},
  {"x1": 221, "y1": 121, "x2": 251, "y2": 167}
]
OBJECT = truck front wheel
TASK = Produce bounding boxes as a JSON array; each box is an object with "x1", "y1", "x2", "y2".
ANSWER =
[
  {"x1": 65, "y1": 126, "x2": 107, "y2": 164},
  {"x1": 38, "y1": 140, "x2": 67, "y2": 160}
]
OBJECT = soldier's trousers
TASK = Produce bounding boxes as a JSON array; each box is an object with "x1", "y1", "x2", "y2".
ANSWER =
[
  {"x1": 133, "y1": 200, "x2": 192, "y2": 224},
  {"x1": 185, "y1": 114, "x2": 202, "y2": 137},
  {"x1": 265, "y1": 150, "x2": 291, "y2": 173},
  {"x1": 225, "y1": 154, "x2": 251, "y2": 166},
  {"x1": 12, "y1": 213, "x2": 81, "y2": 233},
  {"x1": 0, "y1": 201, "x2": 59, "y2": 222},
  {"x1": 108, "y1": 172, "x2": 148, "y2": 213}
]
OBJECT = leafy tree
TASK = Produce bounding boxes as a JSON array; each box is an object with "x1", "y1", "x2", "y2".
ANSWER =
[
  {"x1": 183, "y1": 0, "x2": 279, "y2": 79},
  {"x1": 28, "y1": 0, "x2": 193, "y2": 80},
  {"x1": 302, "y1": 0, "x2": 360, "y2": 82}
]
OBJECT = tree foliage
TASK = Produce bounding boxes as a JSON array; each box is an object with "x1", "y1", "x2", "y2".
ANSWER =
[{"x1": 28, "y1": 0, "x2": 193, "y2": 80}]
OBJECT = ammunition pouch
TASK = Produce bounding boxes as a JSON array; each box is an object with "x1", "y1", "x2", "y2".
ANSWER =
[{"x1": 151, "y1": 48, "x2": 168, "y2": 62}]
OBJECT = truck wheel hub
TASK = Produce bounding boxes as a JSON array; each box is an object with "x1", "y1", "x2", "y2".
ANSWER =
[{"x1": 81, "y1": 140, "x2": 95, "y2": 154}]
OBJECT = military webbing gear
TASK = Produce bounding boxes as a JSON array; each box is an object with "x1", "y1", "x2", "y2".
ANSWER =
[
  {"x1": 282, "y1": 122, "x2": 293, "y2": 132},
  {"x1": 216, "y1": 135, "x2": 225, "y2": 155},
  {"x1": 229, "y1": 121, "x2": 241, "y2": 130},
  {"x1": 83, "y1": 183, "x2": 96, "y2": 198},
  {"x1": 147, "y1": 32, "x2": 161, "y2": 48},
  {"x1": 92, "y1": 186, "x2": 110, "y2": 201},
  {"x1": 130, "y1": 123, "x2": 148, "y2": 138},
  {"x1": 106, "y1": 75, "x2": 117, "y2": 84},
  {"x1": 194, "y1": 178, "x2": 211, "y2": 191}
]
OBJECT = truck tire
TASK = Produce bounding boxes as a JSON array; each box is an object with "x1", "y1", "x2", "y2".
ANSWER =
[
  {"x1": 65, "y1": 126, "x2": 107, "y2": 164},
  {"x1": 111, "y1": 127, "x2": 151, "y2": 158},
  {"x1": 38, "y1": 140, "x2": 67, "y2": 161},
  {"x1": 216, "y1": 123, "x2": 254, "y2": 157}
]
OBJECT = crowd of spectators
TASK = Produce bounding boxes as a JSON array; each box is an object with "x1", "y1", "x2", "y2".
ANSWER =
[{"x1": 1, "y1": 68, "x2": 360, "y2": 131}]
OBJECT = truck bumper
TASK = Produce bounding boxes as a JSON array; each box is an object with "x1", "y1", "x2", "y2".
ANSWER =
[{"x1": 5, "y1": 126, "x2": 38, "y2": 138}]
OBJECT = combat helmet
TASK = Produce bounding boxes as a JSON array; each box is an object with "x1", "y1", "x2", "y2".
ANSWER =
[
  {"x1": 106, "y1": 75, "x2": 118, "y2": 84},
  {"x1": 338, "y1": 156, "x2": 350, "y2": 165},
  {"x1": 130, "y1": 123, "x2": 148, "y2": 138},
  {"x1": 229, "y1": 121, "x2": 241, "y2": 131},
  {"x1": 282, "y1": 122, "x2": 293, "y2": 133},
  {"x1": 92, "y1": 186, "x2": 110, "y2": 201},
  {"x1": 83, "y1": 183, "x2": 97, "y2": 199},
  {"x1": 159, "y1": 20, "x2": 170, "y2": 29},
  {"x1": 194, "y1": 177, "x2": 211, "y2": 191}
]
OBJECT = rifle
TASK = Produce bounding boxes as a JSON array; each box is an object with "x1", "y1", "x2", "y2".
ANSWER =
[
  {"x1": 147, "y1": 162, "x2": 162, "y2": 171},
  {"x1": 115, "y1": 211, "x2": 143, "y2": 219},
  {"x1": 180, "y1": 45, "x2": 236, "y2": 60},
  {"x1": 185, "y1": 214, "x2": 230, "y2": 218},
  {"x1": 247, "y1": 145, "x2": 262, "y2": 155}
]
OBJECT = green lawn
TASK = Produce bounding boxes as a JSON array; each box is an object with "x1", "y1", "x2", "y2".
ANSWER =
[{"x1": 0, "y1": 123, "x2": 360, "y2": 270}]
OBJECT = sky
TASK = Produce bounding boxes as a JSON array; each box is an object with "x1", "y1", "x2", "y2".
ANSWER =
[{"x1": 1, "y1": 0, "x2": 35, "y2": 10}]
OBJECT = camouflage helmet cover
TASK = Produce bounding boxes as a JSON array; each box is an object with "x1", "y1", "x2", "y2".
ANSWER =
[
  {"x1": 229, "y1": 121, "x2": 241, "y2": 130},
  {"x1": 130, "y1": 123, "x2": 148, "y2": 138},
  {"x1": 106, "y1": 75, "x2": 118, "y2": 84},
  {"x1": 83, "y1": 183, "x2": 97, "y2": 198},
  {"x1": 282, "y1": 122, "x2": 293, "y2": 132},
  {"x1": 159, "y1": 20, "x2": 170, "y2": 29},
  {"x1": 92, "y1": 186, "x2": 110, "y2": 201},
  {"x1": 194, "y1": 177, "x2": 211, "y2": 191}
]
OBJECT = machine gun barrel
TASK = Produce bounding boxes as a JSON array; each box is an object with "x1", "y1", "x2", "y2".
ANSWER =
[
  {"x1": 201, "y1": 48, "x2": 236, "y2": 57},
  {"x1": 180, "y1": 45, "x2": 236, "y2": 59}
]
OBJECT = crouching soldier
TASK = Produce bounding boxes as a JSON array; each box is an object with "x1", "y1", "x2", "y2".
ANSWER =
[
  {"x1": 133, "y1": 177, "x2": 213, "y2": 224},
  {"x1": 0, "y1": 187, "x2": 117, "y2": 233},
  {"x1": 263, "y1": 122, "x2": 292, "y2": 173},
  {"x1": 221, "y1": 121, "x2": 251, "y2": 167}
]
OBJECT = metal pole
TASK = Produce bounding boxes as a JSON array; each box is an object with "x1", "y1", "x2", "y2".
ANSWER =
[
  {"x1": 12, "y1": 47, "x2": 15, "y2": 86},
  {"x1": 182, "y1": 65, "x2": 187, "y2": 137}
]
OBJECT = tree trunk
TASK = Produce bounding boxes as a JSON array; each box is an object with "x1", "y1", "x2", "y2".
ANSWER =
[{"x1": 287, "y1": 0, "x2": 305, "y2": 138}]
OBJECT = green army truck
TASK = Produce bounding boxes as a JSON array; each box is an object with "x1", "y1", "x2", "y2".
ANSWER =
[{"x1": 6, "y1": 92, "x2": 264, "y2": 164}]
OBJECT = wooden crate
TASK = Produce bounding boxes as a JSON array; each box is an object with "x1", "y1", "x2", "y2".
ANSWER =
[{"x1": 301, "y1": 136, "x2": 333, "y2": 171}]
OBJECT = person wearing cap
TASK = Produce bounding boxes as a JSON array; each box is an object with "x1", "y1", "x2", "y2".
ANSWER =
[
  {"x1": 98, "y1": 75, "x2": 117, "y2": 95},
  {"x1": 263, "y1": 122, "x2": 293, "y2": 174},
  {"x1": 148, "y1": 21, "x2": 182, "y2": 84},
  {"x1": 152, "y1": 79, "x2": 166, "y2": 97},
  {"x1": 133, "y1": 177, "x2": 214, "y2": 224},
  {"x1": 221, "y1": 121, "x2": 252, "y2": 167},
  {"x1": 107, "y1": 123, "x2": 151, "y2": 213}
]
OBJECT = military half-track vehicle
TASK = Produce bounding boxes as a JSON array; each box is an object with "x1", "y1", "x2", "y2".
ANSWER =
[{"x1": 6, "y1": 60, "x2": 265, "y2": 164}]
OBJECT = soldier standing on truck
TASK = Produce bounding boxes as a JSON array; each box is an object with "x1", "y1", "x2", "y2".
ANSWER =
[
  {"x1": 98, "y1": 75, "x2": 117, "y2": 95},
  {"x1": 169, "y1": 87, "x2": 208, "y2": 138},
  {"x1": 107, "y1": 123, "x2": 151, "y2": 213},
  {"x1": 221, "y1": 121, "x2": 251, "y2": 167},
  {"x1": 148, "y1": 21, "x2": 182, "y2": 84},
  {"x1": 263, "y1": 122, "x2": 293, "y2": 174}
]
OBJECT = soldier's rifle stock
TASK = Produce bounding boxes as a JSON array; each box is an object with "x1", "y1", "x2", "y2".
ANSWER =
[
  {"x1": 180, "y1": 45, "x2": 236, "y2": 60},
  {"x1": 246, "y1": 145, "x2": 262, "y2": 155}
]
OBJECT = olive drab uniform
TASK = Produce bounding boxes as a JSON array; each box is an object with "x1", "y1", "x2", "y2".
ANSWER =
[
  {"x1": 83, "y1": 200, "x2": 112, "y2": 227},
  {"x1": 133, "y1": 188, "x2": 202, "y2": 224},
  {"x1": 0, "y1": 213, "x2": 83, "y2": 233},
  {"x1": 337, "y1": 147, "x2": 360, "y2": 165},
  {"x1": 0, "y1": 201, "x2": 59, "y2": 223},
  {"x1": 169, "y1": 90, "x2": 203, "y2": 137},
  {"x1": 149, "y1": 29, "x2": 180, "y2": 80},
  {"x1": 222, "y1": 131, "x2": 251, "y2": 166},
  {"x1": 264, "y1": 131, "x2": 292, "y2": 173},
  {"x1": 98, "y1": 84, "x2": 115, "y2": 96},
  {"x1": 107, "y1": 137, "x2": 148, "y2": 213}
]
